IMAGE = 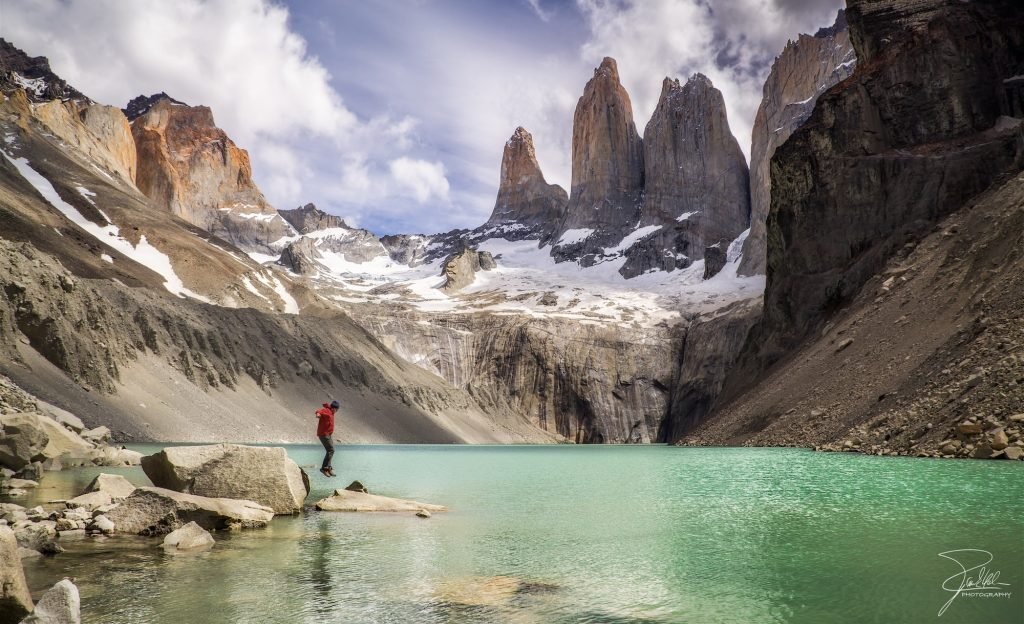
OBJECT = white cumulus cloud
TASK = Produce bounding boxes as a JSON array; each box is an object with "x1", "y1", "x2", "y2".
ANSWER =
[{"x1": 389, "y1": 158, "x2": 451, "y2": 203}]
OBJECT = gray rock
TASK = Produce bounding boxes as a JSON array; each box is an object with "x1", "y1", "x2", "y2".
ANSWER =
[
  {"x1": 315, "y1": 489, "x2": 446, "y2": 513},
  {"x1": 162, "y1": 521, "x2": 214, "y2": 552},
  {"x1": 105, "y1": 487, "x2": 273, "y2": 535},
  {"x1": 0, "y1": 413, "x2": 49, "y2": 471},
  {"x1": 702, "y1": 245, "x2": 728, "y2": 280},
  {"x1": 79, "y1": 426, "x2": 110, "y2": 443},
  {"x1": 81, "y1": 474, "x2": 135, "y2": 500},
  {"x1": 64, "y1": 491, "x2": 112, "y2": 512},
  {"x1": 415, "y1": 509, "x2": 431, "y2": 518},
  {"x1": 92, "y1": 515, "x2": 115, "y2": 535},
  {"x1": 141, "y1": 444, "x2": 307, "y2": 514},
  {"x1": 1004, "y1": 446, "x2": 1022, "y2": 460},
  {"x1": 19, "y1": 578, "x2": 80, "y2": 624},
  {"x1": 0, "y1": 525, "x2": 33, "y2": 622},
  {"x1": 344, "y1": 480, "x2": 368, "y2": 494}
]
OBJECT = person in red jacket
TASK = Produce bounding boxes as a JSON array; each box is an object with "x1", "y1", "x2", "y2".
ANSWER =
[{"x1": 316, "y1": 400, "x2": 339, "y2": 477}]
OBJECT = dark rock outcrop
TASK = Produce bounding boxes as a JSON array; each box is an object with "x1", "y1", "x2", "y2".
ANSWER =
[
  {"x1": 484, "y1": 127, "x2": 568, "y2": 242},
  {"x1": 279, "y1": 203, "x2": 350, "y2": 235},
  {"x1": 439, "y1": 248, "x2": 496, "y2": 293},
  {"x1": 722, "y1": 0, "x2": 1024, "y2": 406},
  {"x1": 123, "y1": 92, "x2": 188, "y2": 121},
  {"x1": 0, "y1": 38, "x2": 86, "y2": 103},
  {"x1": 552, "y1": 58, "x2": 644, "y2": 263},
  {"x1": 622, "y1": 74, "x2": 750, "y2": 278},
  {"x1": 702, "y1": 245, "x2": 728, "y2": 280},
  {"x1": 738, "y1": 10, "x2": 856, "y2": 277}
]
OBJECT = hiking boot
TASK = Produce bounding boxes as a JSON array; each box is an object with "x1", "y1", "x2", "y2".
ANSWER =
[{"x1": 319, "y1": 468, "x2": 331, "y2": 477}]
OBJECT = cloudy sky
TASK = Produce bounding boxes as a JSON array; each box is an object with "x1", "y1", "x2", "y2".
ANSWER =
[{"x1": 1, "y1": 0, "x2": 843, "y2": 235}]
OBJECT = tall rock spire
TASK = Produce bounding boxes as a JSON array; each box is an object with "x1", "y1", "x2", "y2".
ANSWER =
[
  {"x1": 621, "y1": 73, "x2": 749, "y2": 277},
  {"x1": 552, "y1": 57, "x2": 644, "y2": 261},
  {"x1": 485, "y1": 126, "x2": 567, "y2": 239}
]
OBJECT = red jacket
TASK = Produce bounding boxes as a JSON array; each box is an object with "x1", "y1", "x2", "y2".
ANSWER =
[{"x1": 316, "y1": 404, "x2": 335, "y2": 437}]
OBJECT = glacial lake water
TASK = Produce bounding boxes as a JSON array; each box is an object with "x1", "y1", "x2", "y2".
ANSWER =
[{"x1": 14, "y1": 445, "x2": 1024, "y2": 624}]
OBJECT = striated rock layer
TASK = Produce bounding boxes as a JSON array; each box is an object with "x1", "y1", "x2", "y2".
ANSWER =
[
  {"x1": 738, "y1": 10, "x2": 856, "y2": 277},
  {"x1": 130, "y1": 94, "x2": 294, "y2": 253},
  {"x1": 363, "y1": 313, "x2": 680, "y2": 443}
]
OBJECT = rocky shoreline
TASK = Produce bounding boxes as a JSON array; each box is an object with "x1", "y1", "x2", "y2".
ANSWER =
[{"x1": 1, "y1": 378, "x2": 445, "y2": 622}]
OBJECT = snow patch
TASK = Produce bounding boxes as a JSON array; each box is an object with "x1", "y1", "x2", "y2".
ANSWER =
[
  {"x1": 100, "y1": 254, "x2": 113, "y2": 264},
  {"x1": 603, "y1": 225, "x2": 662, "y2": 256},
  {"x1": 1, "y1": 149, "x2": 208, "y2": 302},
  {"x1": 556, "y1": 228, "x2": 594, "y2": 246}
]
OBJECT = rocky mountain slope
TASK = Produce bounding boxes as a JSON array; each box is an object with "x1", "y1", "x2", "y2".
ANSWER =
[
  {"x1": 677, "y1": 0, "x2": 1024, "y2": 459},
  {"x1": 738, "y1": 10, "x2": 856, "y2": 277}
]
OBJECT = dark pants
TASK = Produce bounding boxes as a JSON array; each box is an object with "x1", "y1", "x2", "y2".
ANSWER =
[{"x1": 318, "y1": 435, "x2": 334, "y2": 470}]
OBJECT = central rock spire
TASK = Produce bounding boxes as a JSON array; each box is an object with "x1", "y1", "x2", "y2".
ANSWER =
[{"x1": 553, "y1": 57, "x2": 644, "y2": 259}]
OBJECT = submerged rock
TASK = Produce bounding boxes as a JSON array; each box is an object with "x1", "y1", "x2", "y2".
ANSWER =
[
  {"x1": 0, "y1": 526, "x2": 33, "y2": 623},
  {"x1": 105, "y1": 487, "x2": 274, "y2": 535},
  {"x1": 141, "y1": 444, "x2": 308, "y2": 514},
  {"x1": 315, "y1": 490, "x2": 447, "y2": 513},
  {"x1": 162, "y1": 521, "x2": 214, "y2": 552}
]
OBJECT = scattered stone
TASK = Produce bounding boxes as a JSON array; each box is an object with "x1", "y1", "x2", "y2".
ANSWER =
[
  {"x1": 105, "y1": 487, "x2": 274, "y2": 535},
  {"x1": 80, "y1": 426, "x2": 111, "y2": 443},
  {"x1": 91, "y1": 515, "x2": 115, "y2": 535},
  {"x1": 142, "y1": 444, "x2": 308, "y2": 514},
  {"x1": 835, "y1": 338, "x2": 854, "y2": 353},
  {"x1": 64, "y1": 491, "x2": 112, "y2": 513},
  {"x1": 316, "y1": 489, "x2": 447, "y2": 513},
  {"x1": 161, "y1": 521, "x2": 214, "y2": 552},
  {"x1": 971, "y1": 444, "x2": 995, "y2": 459},
  {"x1": 957, "y1": 422, "x2": 982, "y2": 436},
  {"x1": 81, "y1": 474, "x2": 135, "y2": 500},
  {"x1": 19, "y1": 578, "x2": 80, "y2": 624},
  {"x1": 990, "y1": 428, "x2": 1008, "y2": 451},
  {"x1": 0, "y1": 479, "x2": 37, "y2": 490},
  {"x1": 0, "y1": 525, "x2": 33, "y2": 621},
  {"x1": 344, "y1": 480, "x2": 368, "y2": 494},
  {"x1": 415, "y1": 509, "x2": 431, "y2": 519},
  {"x1": 1009, "y1": 414, "x2": 1024, "y2": 423}
]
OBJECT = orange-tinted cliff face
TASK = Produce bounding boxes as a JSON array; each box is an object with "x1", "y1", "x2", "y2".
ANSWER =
[{"x1": 130, "y1": 95, "x2": 294, "y2": 253}]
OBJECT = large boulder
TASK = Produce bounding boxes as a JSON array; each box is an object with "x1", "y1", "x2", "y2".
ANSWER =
[
  {"x1": 0, "y1": 413, "x2": 49, "y2": 470},
  {"x1": 141, "y1": 445, "x2": 308, "y2": 514},
  {"x1": 81, "y1": 473, "x2": 136, "y2": 500},
  {"x1": 315, "y1": 489, "x2": 447, "y2": 513},
  {"x1": 0, "y1": 526, "x2": 33, "y2": 623},
  {"x1": 19, "y1": 579, "x2": 80, "y2": 624},
  {"x1": 104, "y1": 487, "x2": 274, "y2": 535},
  {"x1": 33, "y1": 418, "x2": 92, "y2": 461}
]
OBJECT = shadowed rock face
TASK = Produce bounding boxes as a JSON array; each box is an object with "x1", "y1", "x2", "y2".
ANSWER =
[
  {"x1": 0, "y1": 37, "x2": 86, "y2": 103},
  {"x1": 130, "y1": 95, "x2": 294, "y2": 253},
  {"x1": 439, "y1": 248, "x2": 496, "y2": 293},
  {"x1": 485, "y1": 127, "x2": 567, "y2": 242},
  {"x1": 738, "y1": 10, "x2": 856, "y2": 277},
  {"x1": 553, "y1": 57, "x2": 644, "y2": 262},
  {"x1": 726, "y1": 0, "x2": 1024, "y2": 388},
  {"x1": 622, "y1": 74, "x2": 750, "y2": 278}
]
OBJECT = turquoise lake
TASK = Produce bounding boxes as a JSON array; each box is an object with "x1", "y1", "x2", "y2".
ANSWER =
[{"x1": 15, "y1": 445, "x2": 1024, "y2": 623}]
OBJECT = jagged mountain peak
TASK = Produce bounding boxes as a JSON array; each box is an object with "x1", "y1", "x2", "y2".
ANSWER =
[
  {"x1": 595, "y1": 56, "x2": 620, "y2": 81},
  {"x1": 485, "y1": 126, "x2": 567, "y2": 234},
  {"x1": 123, "y1": 92, "x2": 190, "y2": 121},
  {"x1": 278, "y1": 203, "x2": 352, "y2": 235},
  {"x1": 0, "y1": 38, "x2": 87, "y2": 103},
  {"x1": 814, "y1": 9, "x2": 848, "y2": 39}
]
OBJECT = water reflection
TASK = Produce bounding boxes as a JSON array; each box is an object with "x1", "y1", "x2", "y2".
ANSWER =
[{"x1": 14, "y1": 446, "x2": 1024, "y2": 623}]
